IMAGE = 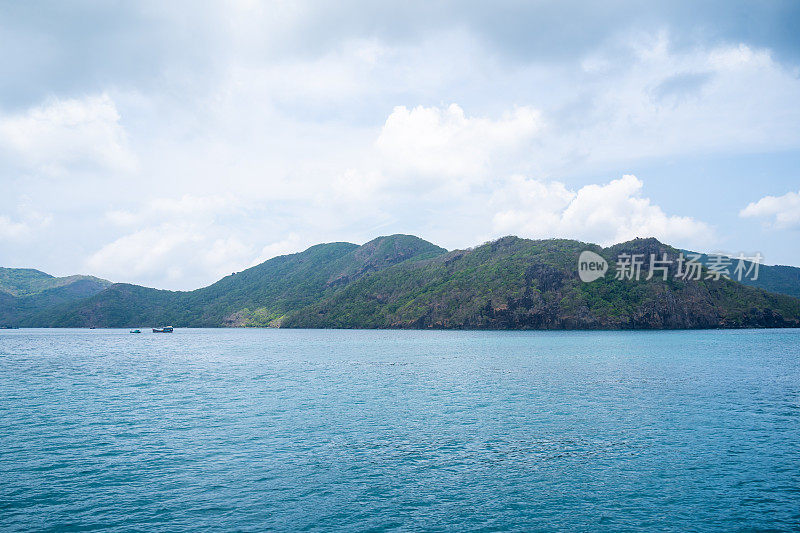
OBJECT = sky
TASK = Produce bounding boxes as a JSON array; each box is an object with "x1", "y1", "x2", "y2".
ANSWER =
[{"x1": 1, "y1": 0, "x2": 799, "y2": 290}]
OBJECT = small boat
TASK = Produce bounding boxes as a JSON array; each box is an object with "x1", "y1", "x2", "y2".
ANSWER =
[
  {"x1": 152, "y1": 326, "x2": 174, "y2": 333},
  {"x1": 130, "y1": 329, "x2": 141, "y2": 334}
]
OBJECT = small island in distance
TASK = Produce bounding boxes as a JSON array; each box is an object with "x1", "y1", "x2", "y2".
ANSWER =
[{"x1": 2, "y1": 234, "x2": 800, "y2": 330}]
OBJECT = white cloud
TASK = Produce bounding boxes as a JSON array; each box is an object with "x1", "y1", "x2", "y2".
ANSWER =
[
  {"x1": 250, "y1": 233, "x2": 308, "y2": 267},
  {"x1": 533, "y1": 36, "x2": 800, "y2": 176},
  {"x1": 0, "y1": 209, "x2": 52, "y2": 241},
  {"x1": 375, "y1": 104, "x2": 541, "y2": 183},
  {"x1": 492, "y1": 174, "x2": 713, "y2": 247},
  {"x1": 740, "y1": 190, "x2": 800, "y2": 229},
  {"x1": 0, "y1": 94, "x2": 136, "y2": 176},
  {"x1": 237, "y1": 39, "x2": 390, "y2": 105},
  {"x1": 105, "y1": 194, "x2": 244, "y2": 227},
  {"x1": 86, "y1": 222, "x2": 258, "y2": 288},
  {"x1": 0, "y1": 216, "x2": 29, "y2": 240},
  {"x1": 4, "y1": 20, "x2": 800, "y2": 284},
  {"x1": 89, "y1": 194, "x2": 262, "y2": 287}
]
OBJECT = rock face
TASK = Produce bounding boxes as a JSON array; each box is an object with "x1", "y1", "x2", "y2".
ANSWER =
[{"x1": 5, "y1": 235, "x2": 800, "y2": 329}]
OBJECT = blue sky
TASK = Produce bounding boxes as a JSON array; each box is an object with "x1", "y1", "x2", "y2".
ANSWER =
[{"x1": 1, "y1": 1, "x2": 799, "y2": 289}]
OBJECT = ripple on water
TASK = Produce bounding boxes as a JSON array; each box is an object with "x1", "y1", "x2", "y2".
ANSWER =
[{"x1": 0, "y1": 328, "x2": 799, "y2": 532}]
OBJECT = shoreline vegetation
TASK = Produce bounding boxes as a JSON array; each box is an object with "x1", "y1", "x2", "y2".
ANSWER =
[{"x1": 2, "y1": 234, "x2": 800, "y2": 330}]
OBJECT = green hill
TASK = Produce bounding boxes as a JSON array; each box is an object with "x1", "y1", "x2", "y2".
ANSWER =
[
  {"x1": 3, "y1": 235, "x2": 800, "y2": 329},
  {"x1": 0, "y1": 268, "x2": 111, "y2": 327},
  {"x1": 684, "y1": 251, "x2": 800, "y2": 299},
  {"x1": 285, "y1": 237, "x2": 800, "y2": 329},
  {"x1": 34, "y1": 234, "x2": 447, "y2": 328},
  {"x1": 0, "y1": 267, "x2": 110, "y2": 297}
]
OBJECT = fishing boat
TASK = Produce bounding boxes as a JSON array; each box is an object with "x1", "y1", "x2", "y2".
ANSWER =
[
  {"x1": 152, "y1": 326, "x2": 174, "y2": 333},
  {"x1": 130, "y1": 329, "x2": 141, "y2": 334}
]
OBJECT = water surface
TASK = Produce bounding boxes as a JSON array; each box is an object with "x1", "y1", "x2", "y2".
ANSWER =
[{"x1": 1, "y1": 328, "x2": 799, "y2": 531}]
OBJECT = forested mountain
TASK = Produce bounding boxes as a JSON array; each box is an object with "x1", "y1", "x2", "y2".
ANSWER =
[
  {"x1": 686, "y1": 251, "x2": 800, "y2": 298},
  {"x1": 0, "y1": 267, "x2": 110, "y2": 297},
  {"x1": 2, "y1": 235, "x2": 800, "y2": 329},
  {"x1": 23, "y1": 235, "x2": 446, "y2": 328},
  {"x1": 0, "y1": 268, "x2": 110, "y2": 327},
  {"x1": 284, "y1": 237, "x2": 800, "y2": 329}
]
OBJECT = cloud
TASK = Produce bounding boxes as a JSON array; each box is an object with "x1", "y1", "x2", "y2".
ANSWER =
[
  {"x1": 0, "y1": 216, "x2": 30, "y2": 240},
  {"x1": 492, "y1": 174, "x2": 713, "y2": 247},
  {"x1": 90, "y1": 195, "x2": 260, "y2": 287},
  {"x1": 3, "y1": 1, "x2": 800, "y2": 108},
  {"x1": 740, "y1": 190, "x2": 800, "y2": 229},
  {"x1": 85, "y1": 222, "x2": 258, "y2": 289},
  {"x1": 0, "y1": 209, "x2": 52, "y2": 241},
  {"x1": 536, "y1": 37, "x2": 800, "y2": 176},
  {"x1": 376, "y1": 104, "x2": 541, "y2": 183},
  {"x1": 105, "y1": 194, "x2": 244, "y2": 227},
  {"x1": 3, "y1": 4, "x2": 800, "y2": 284},
  {"x1": 250, "y1": 233, "x2": 308, "y2": 267},
  {"x1": 651, "y1": 71, "x2": 712, "y2": 101},
  {"x1": 0, "y1": 94, "x2": 136, "y2": 176}
]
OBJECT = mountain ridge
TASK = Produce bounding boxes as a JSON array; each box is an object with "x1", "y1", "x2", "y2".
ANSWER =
[
  {"x1": 0, "y1": 267, "x2": 110, "y2": 297},
  {"x1": 2, "y1": 234, "x2": 800, "y2": 329},
  {"x1": 0, "y1": 268, "x2": 112, "y2": 327},
  {"x1": 683, "y1": 250, "x2": 800, "y2": 299},
  {"x1": 283, "y1": 236, "x2": 800, "y2": 330}
]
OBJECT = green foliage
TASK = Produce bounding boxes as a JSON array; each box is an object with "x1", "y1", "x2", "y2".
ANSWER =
[
  {"x1": 0, "y1": 268, "x2": 110, "y2": 297},
  {"x1": 0, "y1": 271, "x2": 111, "y2": 327},
  {"x1": 684, "y1": 250, "x2": 800, "y2": 298},
  {"x1": 4, "y1": 235, "x2": 800, "y2": 329}
]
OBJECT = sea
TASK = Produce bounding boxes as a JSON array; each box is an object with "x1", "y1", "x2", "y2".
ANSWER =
[{"x1": 1, "y1": 328, "x2": 798, "y2": 532}]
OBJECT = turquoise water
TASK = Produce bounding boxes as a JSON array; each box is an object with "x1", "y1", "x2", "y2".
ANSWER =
[{"x1": 1, "y1": 328, "x2": 799, "y2": 532}]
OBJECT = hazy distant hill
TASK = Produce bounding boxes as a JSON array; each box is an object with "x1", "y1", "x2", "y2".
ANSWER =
[
  {"x1": 0, "y1": 268, "x2": 111, "y2": 327},
  {"x1": 685, "y1": 252, "x2": 800, "y2": 299},
  {"x1": 3, "y1": 235, "x2": 800, "y2": 329},
  {"x1": 0, "y1": 267, "x2": 110, "y2": 297}
]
